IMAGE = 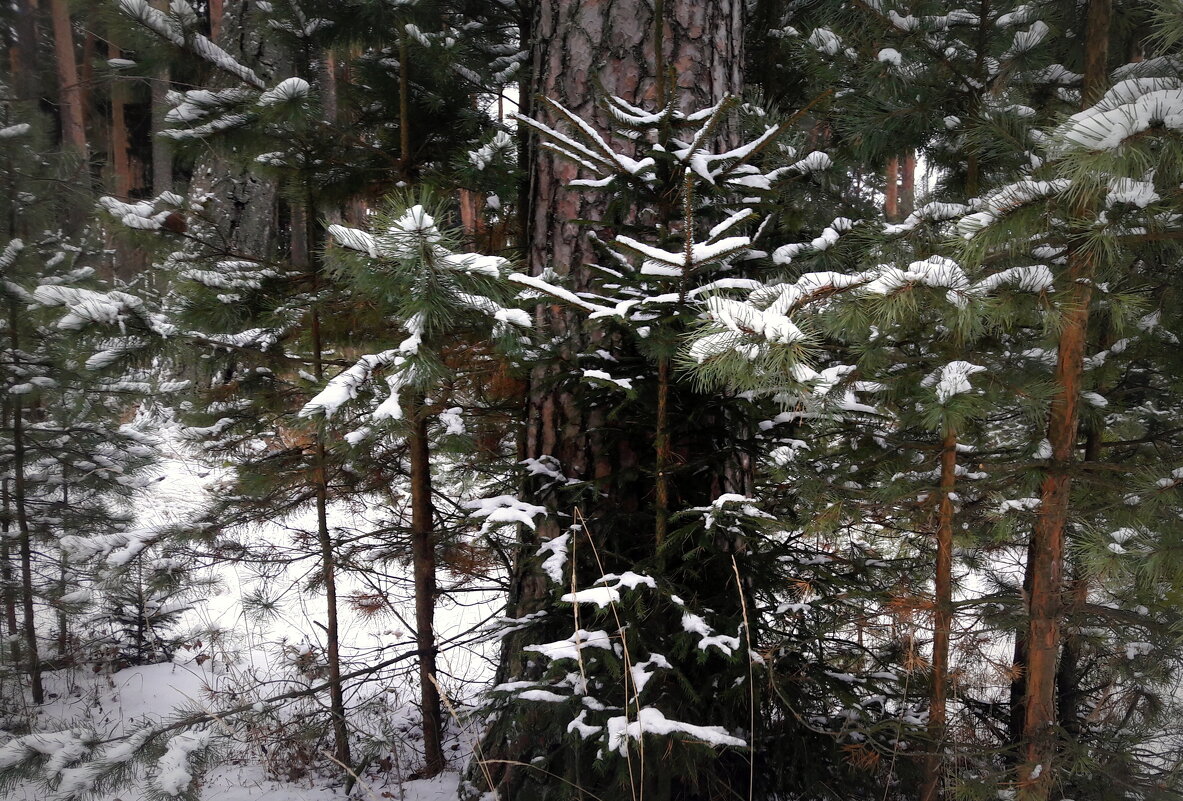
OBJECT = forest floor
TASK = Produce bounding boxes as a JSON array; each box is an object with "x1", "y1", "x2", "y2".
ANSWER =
[
  {"x1": 4, "y1": 437, "x2": 494, "y2": 800},
  {"x1": 6, "y1": 658, "x2": 469, "y2": 800}
]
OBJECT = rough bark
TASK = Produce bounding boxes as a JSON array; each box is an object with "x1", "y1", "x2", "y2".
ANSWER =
[
  {"x1": 409, "y1": 398, "x2": 445, "y2": 777},
  {"x1": 921, "y1": 431, "x2": 957, "y2": 801},
  {"x1": 885, "y1": 156, "x2": 899, "y2": 222},
  {"x1": 185, "y1": 2, "x2": 284, "y2": 259},
  {"x1": 477, "y1": 2, "x2": 746, "y2": 797},
  {"x1": 523, "y1": 0, "x2": 743, "y2": 503},
  {"x1": 208, "y1": 0, "x2": 224, "y2": 41},
  {"x1": 1019, "y1": 3, "x2": 1109, "y2": 794},
  {"x1": 49, "y1": 0, "x2": 86, "y2": 155},
  {"x1": 901, "y1": 151, "x2": 916, "y2": 218},
  {"x1": 151, "y1": 1, "x2": 174, "y2": 197},
  {"x1": 109, "y1": 42, "x2": 132, "y2": 199}
]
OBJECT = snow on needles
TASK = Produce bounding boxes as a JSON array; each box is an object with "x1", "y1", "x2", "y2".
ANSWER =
[
  {"x1": 922, "y1": 361, "x2": 987, "y2": 404},
  {"x1": 606, "y1": 708, "x2": 746, "y2": 755},
  {"x1": 1058, "y1": 79, "x2": 1183, "y2": 152},
  {"x1": 257, "y1": 77, "x2": 310, "y2": 106}
]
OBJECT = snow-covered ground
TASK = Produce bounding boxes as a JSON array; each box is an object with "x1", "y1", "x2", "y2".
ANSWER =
[
  {"x1": 6, "y1": 659, "x2": 468, "y2": 801},
  {"x1": 2, "y1": 437, "x2": 498, "y2": 800}
]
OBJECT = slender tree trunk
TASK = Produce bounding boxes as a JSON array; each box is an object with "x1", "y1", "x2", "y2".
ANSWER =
[
  {"x1": 49, "y1": 0, "x2": 86, "y2": 155},
  {"x1": 392, "y1": 26, "x2": 444, "y2": 773},
  {"x1": 314, "y1": 443, "x2": 350, "y2": 770},
  {"x1": 1, "y1": 401, "x2": 19, "y2": 671},
  {"x1": 299, "y1": 194, "x2": 351, "y2": 771},
  {"x1": 921, "y1": 431, "x2": 957, "y2": 801},
  {"x1": 408, "y1": 395, "x2": 444, "y2": 777},
  {"x1": 885, "y1": 156, "x2": 899, "y2": 221},
  {"x1": 9, "y1": 304, "x2": 43, "y2": 705},
  {"x1": 1018, "y1": 2, "x2": 1109, "y2": 796},
  {"x1": 399, "y1": 36, "x2": 411, "y2": 176},
  {"x1": 57, "y1": 483, "x2": 68, "y2": 659}
]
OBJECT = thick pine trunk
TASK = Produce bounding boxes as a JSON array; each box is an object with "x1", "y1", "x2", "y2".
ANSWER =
[
  {"x1": 477, "y1": 2, "x2": 744, "y2": 798},
  {"x1": 150, "y1": 0, "x2": 174, "y2": 202},
  {"x1": 1019, "y1": 2, "x2": 1109, "y2": 794},
  {"x1": 49, "y1": 0, "x2": 86, "y2": 156},
  {"x1": 511, "y1": 0, "x2": 745, "y2": 663},
  {"x1": 184, "y1": 1, "x2": 284, "y2": 259},
  {"x1": 109, "y1": 42, "x2": 132, "y2": 199},
  {"x1": 408, "y1": 398, "x2": 445, "y2": 777}
]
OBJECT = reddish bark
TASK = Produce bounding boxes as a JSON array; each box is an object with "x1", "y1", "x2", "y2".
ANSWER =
[
  {"x1": 885, "y1": 156, "x2": 899, "y2": 222},
  {"x1": 901, "y1": 150, "x2": 916, "y2": 218},
  {"x1": 1019, "y1": 3, "x2": 1109, "y2": 795},
  {"x1": 921, "y1": 431, "x2": 957, "y2": 801},
  {"x1": 209, "y1": 0, "x2": 224, "y2": 41},
  {"x1": 478, "y1": 2, "x2": 745, "y2": 796},
  {"x1": 458, "y1": 189, "x2": 486, "y2": 245},
  {"x1": 49, "y1": 0, "x2": 86, "y2": 155}
]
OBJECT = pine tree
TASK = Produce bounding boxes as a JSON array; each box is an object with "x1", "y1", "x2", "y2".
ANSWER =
[{"x1": 301, "y1": 194, "x2": 531, "y2": 777}]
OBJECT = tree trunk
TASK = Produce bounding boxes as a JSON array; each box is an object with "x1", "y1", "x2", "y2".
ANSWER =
[
  {"x1": 408, "y1": 396, "x2": 444, "y2": 777},
  {"x1": 885, "y1": 156, "x2": 899, "y2": 222},
  {"x1": 475, "y1": 2, "x2": 745, "y2": 797},
  {"x1": 9, "y1": 303, "x2": 43, "y2": 705},
  {"x1": 1009, "y1": 537, "x2": 1035, "y2": 754},
  {"x1": 109, "y1": 42, "x2": 132, "y2": 199},
  {"x1": 183, "y1": 0, "x2": 284, "y2": 259},
  {"x1": 523, "y1": 0, "x2": 743, "y2": 505},
  {"x1": 299, "y1": 188, "x2": 352, "y2": 771},
  {"x1": 901, "y1": 150, "x2": 916, "y2": 218},
  {"x1": 921, "y1": 431, "x2": 957, "y2": 801},
  {"x1": 1019, "y1": 3, "x2": 1109, "y2": 794},
  {"x1": 49, "y1": 0, "x2": 86, "y2": 155},
  {"x1": 57, "y1": 484, "x2": 68, "y2": 660},
  {"x1": 208, "y1": 0, "x2": 224, "y2": 41},
  {"x1": 314, "y1": 444, "x2": 351, "y2": 770},
  {"x1": 1, "y1": 402, "x2": 19, "y2": 671},
  {"x1": 399, "y1": 35, "x2": 411, "y2": 177},
  {"x1": 9, "y1": 0, "x2": 40, "y2": 104}
]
